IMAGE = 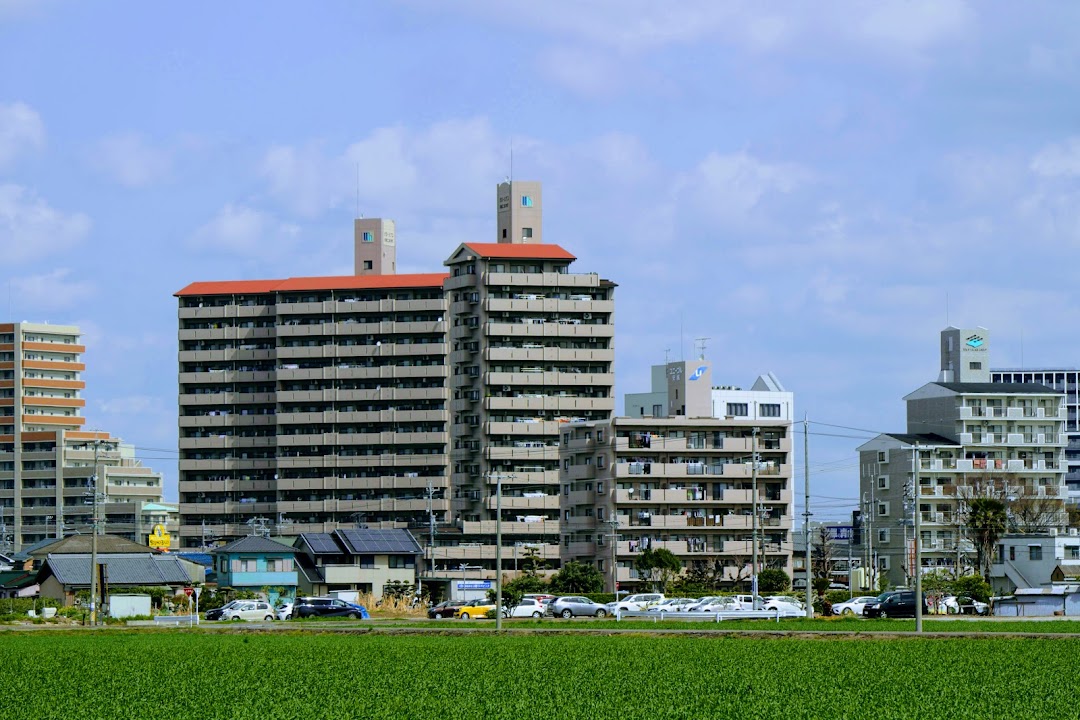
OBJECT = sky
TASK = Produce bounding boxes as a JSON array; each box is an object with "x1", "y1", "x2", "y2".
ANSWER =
[{"x1": 2, "y1": 1, "x2": 1080, "y2": 520}]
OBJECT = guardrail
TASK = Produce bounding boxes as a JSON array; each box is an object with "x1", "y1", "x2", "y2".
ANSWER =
[{"x1": 615, "y1": 609, "x2": 787, "y2": 623}]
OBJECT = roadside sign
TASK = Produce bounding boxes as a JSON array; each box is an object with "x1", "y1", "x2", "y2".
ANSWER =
[
  {"x1": 826, "y1": 525, "x2": 853, "y2": 541},
  {"x1": 456, "y1": 581, "x2": 492, "y2": 590},
  {"x1": 193, "y1": 587, "x2": 202, "y2": 598},
  {"x1": 183, "y1": 587, "x2": 193, "y2": 597}
]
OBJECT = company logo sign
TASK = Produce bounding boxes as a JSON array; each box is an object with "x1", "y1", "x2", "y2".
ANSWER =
[
  {"x1": 689, "y1": 365, "x2": 708, "y2": 381},
  {"x1": 966, "y1": 335, "x2": 985, "y2": 349}
]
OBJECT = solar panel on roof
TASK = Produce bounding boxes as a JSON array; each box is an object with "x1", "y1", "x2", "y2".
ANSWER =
[
  {"x1": 303, "y1": 534, "x2": 341, "y2": 553},
  {"x1": 339, "y1": 529, "x2": 419, "y2": 554}
]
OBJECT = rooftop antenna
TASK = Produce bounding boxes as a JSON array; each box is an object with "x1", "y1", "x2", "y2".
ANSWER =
[
  {"x1": 694, "y1": 337, "x2": 710, "y2": 360},
  {"x1": 664, "y1": 348, "x2": 671, "y2": 366}
]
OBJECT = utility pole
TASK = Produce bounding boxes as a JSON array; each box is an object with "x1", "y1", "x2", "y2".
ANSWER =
[
  {"x1": 486, "y1": 472, "x2": 514, "y2": 632},
  {"x1": 751, "y1": 427, "x2": 759, "y2": 608},
  {"x1": 803, "y1": 414, "x2": 812, "y2": 618},
  {"x1": 604, "y1": 516, "x2": 620, "y2": 594},
  {"x1": 914, "y1": 444, "x2": 923, "y2": 633},
  {"x1": 84, "y1": 439, "x2": 111, "y2": 626}
]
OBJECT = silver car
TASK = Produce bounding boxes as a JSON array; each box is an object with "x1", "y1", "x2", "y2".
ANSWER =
[{"x1": 550, "y1": 596, "x2": 608, "y2": 618}]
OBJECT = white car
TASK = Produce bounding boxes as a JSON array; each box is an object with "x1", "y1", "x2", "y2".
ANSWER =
[
  {"x1": 606, "y1": 593, "x2": 665, "y2": 613},
  {"x1": 276, "y1": 601, "x2": 294, "y2": 621},
  {"x1": 507, "y1": 598, "x2": 548, "y2": 618},
  {"x1": 763, "y1": 599, "x2": 805, "y2": 617},
  {"x1": 940, "y1": 595, "x2": 990, "y2": 615},
  {"x1": 831, "y1": 596, "x2": 880, "y2": 616},
  {"x1": 223, "y1": 600, "x2": 275, "y2": 622},
  {"x1": 646, "y1": 597, "x2": 698, "y2": 613},
  {"x1": 694, "y1": 597, "x2": 743, "y2": 613},
  {"x1": 734, "y1": 594, "x2": 766, "y2": 611}
]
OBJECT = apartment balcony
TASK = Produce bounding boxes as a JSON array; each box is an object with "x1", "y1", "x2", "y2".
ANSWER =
[
  {"x1": 483, "y1": 494, "x2": 558, "y2": 511},
  {"x1": 482, "y1": 298, "x2": 615, "y2": 314},
  {"x1": 482, "y1": 271, "x2": 601, "y2": 289},
  {"x1": 484, "y1": 371, "x2": 615, "y2": 388},
  {"x1": 483, "y1": 421, "x2": 562, "y2": 436},
  {"x1": 958, "y1": 433, "x2": 1065, "y2": 447},
  {"x1": 460, "y1": 520, "x2": 557, "y2": 535},
  {"x1": 958, "y1": 406, "x2": 1063, "y2": 421},
  {"x1": 566, "y1": 464, "x2": 598, "y2": 481},
  {"x1": 484, "y1": 347, "x2": 615, "y2": 364},
  {"x1": 918, "y1": 485, "x2": 957, "y2": 498},
  {"x1": 953, "y1": 458, "x2": 1062, "y2": 472},
  {"x1": 483, "y1": 445, "x2": 558, "y2": 461},
  {"x1": 484, "y1": 322, "x2": 615, "y2": 340}
]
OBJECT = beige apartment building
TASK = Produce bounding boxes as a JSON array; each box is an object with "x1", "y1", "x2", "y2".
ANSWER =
[
  {"x1": 0, "y1": 322, "x2": 167, "y2": 552},
  {"x1": 174, "y1": 273, "x2": 452, "y2": 549},
  {"x1": 560, "y1": 360, "x2": 794, "y2": 592},
  {"x1": 442, "y1": 242, "x2": 616, "y2": 577}
]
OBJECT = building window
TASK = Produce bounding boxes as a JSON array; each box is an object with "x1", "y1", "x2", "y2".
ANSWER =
[
  {"x1": 877, "y1": 476, "x2": 888, "y2": 490},
  {"x1": 388, "y1": 555, "x2": 415, "y2": 569},
  {"x1": 760, "y1": 404, "x2": 781, "y2": 417},
  {"x1": 1068, "y1": 546, "x2": 1080, "y2": 560},
  {"x1": 362, "y1": 231, "x2": 374, "y2": 242},
  {"x1": 521, "y1": 195, "x2": 533, "y2": 207},
  {"x1": 652, "y1": 404, "x2": 663, "y2": 417},
  {"x1": 877, "y1": 452, "x2": 886, "y2": 462},
  {"x1": 597, "y1": 430, "x2": 604, "y2": 443},
  {"x1": 521, "y1": 227, "x2": 533, "y2": 239},
  {"x1": 597, "y1": 482, "x2": 604, "y2": 493},
  {"x1": 877, "y1": 502, "x2": 888, "y2": 516},
  {"x1": 502, "y1": 229, "x2": 507, "y2": 239},
  {"x1": 597, "y1": 456, "x2": 606, "y2": 469},
  {"x1": 994, "y1": 545, "x2": 1004, "y2": 564},
  {"x1": 1009, "y1": 546, "x2": 1015, "y2": 561},
  {"x1": 878, "y1": 529, "x2": 889, "y2": 544},
  {"x1": 363, "y1": 261, "x2": 373, "y2": 270},
  {"x1": 969, "y1": 362, "x2": 982, "y2": 370},
  {"x1": 1029, "y1": 546, "x2": 1043, "y2": 561},
  {"x1": 726, "y1": 403, "x2": 748, "y2": 417}
]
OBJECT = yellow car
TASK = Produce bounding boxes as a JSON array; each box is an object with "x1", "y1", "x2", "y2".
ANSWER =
[{"x1": 456, "y1": 603, "x2": 503, "y2": 620}]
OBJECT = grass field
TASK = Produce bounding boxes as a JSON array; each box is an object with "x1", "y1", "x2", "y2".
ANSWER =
[{"x1": 4, "y1": 631, "x2": 1080, "y2": 719}]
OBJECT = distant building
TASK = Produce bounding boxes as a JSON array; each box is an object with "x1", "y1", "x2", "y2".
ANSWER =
[
  {"x1": 0, "y1": 321, "x2": 166, "y2": 552},
  {"x1": 212, "y1": 535, "x2": 298, "y2": 605},
  {"x1": 857, "y1": 327, "x2": 1067, "y2": 588},
  {"x1": 292, "y1": 528, "x2": 422, "y2": 599},
  {"x1": 561, "y1": 358, "x2": 794, "y2": 592}
]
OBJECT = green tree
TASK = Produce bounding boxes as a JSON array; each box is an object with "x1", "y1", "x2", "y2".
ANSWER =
[
  {"x1": 921, "y1": 570, "x2": 954, "y2": 613},
  {"x1": 505, "y1": 574, "x2": 548, "y2": 595},
  {"x1": 549, "y1": 561, "x2": 604, "y2": 594},
  {"x1": 966, "y1": 497, "x2": 1008, "y2": 580},
  {"x1": 758, "y1": 568, "x2": 790, "y2": 593},
  {"x1": 634, "y1": 548, "x2": 682, "y2": 592},
  {"x1": 520, "y1": 545, "x2": 548, "y2": 577},
  {"x1": 953, "y1": 574, "x2": 992, "y2": 604}
]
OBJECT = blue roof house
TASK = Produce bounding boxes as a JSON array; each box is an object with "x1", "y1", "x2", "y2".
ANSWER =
[{"x1": 213, "y1": 536, "x2": 298, "y2": 604}]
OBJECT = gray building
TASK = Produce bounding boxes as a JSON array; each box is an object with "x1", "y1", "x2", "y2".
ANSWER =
[{"x1": 857, "y1": 327, "x2": 1068, "y2": 587}]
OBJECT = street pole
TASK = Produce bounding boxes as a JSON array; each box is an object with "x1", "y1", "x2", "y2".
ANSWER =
[
  {"x1": 605, "y1": 516, "x2": 620, "y2": 594},
  {"x1": 804, "y1": 415, "x2": 812, "y2": 618},
  {"x1": 914, "y1": 444, "x2": 923, "y2": 633},
  {"x1": 495, "y1": 472, "x2": 503, "y2": 631},
  {"x1": 751, "y1": 427, "x2": 759, "y2": 608},
  {"x1": 89, "y1": 440, "x2": 100, "y2": 626}
]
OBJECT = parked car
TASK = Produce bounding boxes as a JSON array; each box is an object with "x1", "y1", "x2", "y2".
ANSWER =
[
  {"x1": 205, "y1": 600, "x2": 243, "y2": 621},
  {"x1": 276, "y1": 601, "x2": 294, "y2": 621},
  {"x1": 293, "y1": 597, "x2": 370, "y2": 619},
  {"x1": 605, "y1": 593, "x2": 665, "y2": 614},
  {"x1": 763, "y1": 598, "x2": 804, "y2": 617},
  {"x1": 863, "y1": 591, "x2": 929, "y2": 619},
  {"x1": 523, "y1": 593, "x2": 556, "y2": 607},
  {"x1": 647, "y1": 597, "x2": 699, "y2": 613},
  {"x1": 831, "y1": 596, "x2": 880, "y2": 616},
  {"x1": 551, "y1": 596, "x2": 609, "y2": 618},
  {"x1": 221, "y1": 600, "x2": 275, "y2": 622},
  {"x1": 734, "y1": 594, "x2": 766, "y2": 611},
  {"x1": 693, "y1": 597, "x2": 743, "y2": 613},
  {"x1": 428, "y1": 600, "x2": 466, "y2": 619},
  {"x1": 943, "y1": 595, "x2": 990, "y2": 616},
  {"x1": 685, "y1": 596, "x2": 722, "y2": 612},
  {"x1": 507, "y1": 597, "x2": 548, "y2": 618},
  {"x1": 457, "y1": 602, "x2": 500, "y2": 620}
]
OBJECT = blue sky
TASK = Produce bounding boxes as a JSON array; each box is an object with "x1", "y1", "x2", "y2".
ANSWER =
[{"x1": 3, "y1": 1, "x2": 1080, "y2": 519}]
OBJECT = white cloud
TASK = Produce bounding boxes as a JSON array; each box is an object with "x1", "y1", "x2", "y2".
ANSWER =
[
  {"x1": 10, "y1": 268, "x2": 94, "y2": 311},
  {"x1": 676, "y1": 150, "x2": 810, "y2": 220},
  {"x1": 1030, "y1": 137, "x2": 1080, "y2": 178},
  {"x1": 0, "y1": 101, "x2": 44, "y2": 169},
  {"x1": 89, "y1": 132, "x2": 172, "y2": 187},
  {"x1": 260, "y1": 117, "x2": 508, "y2": 218},
  {"x1": 188, "y1": 203, "x2": 299, "y2": 256},
  {"x1": 852, "y1": 0, "x2": 974, "y2": 57},
  {"x1": 0, "y1": 184, "x2": 90, "y2": 262}
]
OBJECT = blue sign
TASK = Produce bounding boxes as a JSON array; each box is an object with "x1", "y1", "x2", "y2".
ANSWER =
[
  {"x1": 457, "y1": 581, "x2": 492, "y2": 590},
  {"x1": 689, "y1": 365, "x2": 707, "y2": 381},
  {"x1": 826, "y1": 526, "x2": 853, "y2": 541},
  {"x1": 966, "y1": 335, "x2": 984, "y2": 348}
]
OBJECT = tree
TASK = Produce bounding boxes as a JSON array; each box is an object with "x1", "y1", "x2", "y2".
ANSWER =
[
  {"x1": 812, "y1": 527, "x2": 835, "y2": 585},
  {"x1": 758, "y1": 568, "x2": 790, "y2": 593},
  {"x1": 634, "y1": 548, "x2": 682, "y2": 592},
  {"x1": 953, "y1": 574, "x2": 992, "y2": 604},
  {"x1": 520, "y1": 545, "x2": 548, "y2": 578},
  {"x1": 966, "y1": 497, "x2": 1007, "y2": 580},
  {"x1": 1008, "y1": 486, "x2": 1066, "y2": 533},
  {"x1": 549, "y1": 561, "x2": 604, "y2": 594}
]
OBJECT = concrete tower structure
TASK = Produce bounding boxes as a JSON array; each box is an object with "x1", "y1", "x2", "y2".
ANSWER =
[{"x1": 496, "y1": 181, "x2": 542, "y2": 244}]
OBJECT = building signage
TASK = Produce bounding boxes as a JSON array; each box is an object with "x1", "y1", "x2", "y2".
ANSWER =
[
  {"x1": 826, "y1": 525, "x2": 853, "y2": 541},
  {"x1": 689, "y1": 365, "x2": 707, "y2": 381},
  {"x1": 966, "y1": 335, "x2": 985, "y2": 349},
  {"x1": 456, "y1": 581, "x2": 492, "y2": 590},
  {"x1": 148, "y1": 524, "x2": 171, "y2": 550}
]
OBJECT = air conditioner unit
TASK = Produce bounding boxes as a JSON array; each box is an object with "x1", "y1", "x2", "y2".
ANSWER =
[{"x1": 1049, "y1": 528, "x2": 1059, "y2": 536}]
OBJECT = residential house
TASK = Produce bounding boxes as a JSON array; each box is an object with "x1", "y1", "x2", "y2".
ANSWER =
[
  {"x1": 294, "y1": 528, "x2": 422, "y2": 599},
  {"x1": 212, "y1": 535, "x2": 298, "y2": 605},
  {"x1": 36, "y1": 552, "x2": 193, "y2": 606}
]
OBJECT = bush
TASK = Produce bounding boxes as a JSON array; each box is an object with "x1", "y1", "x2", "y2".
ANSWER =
[
  {"x1": 758, "y1": 569, "x2": 791, "y2": 593},
  {"x1": 0, "y1": 598, "x2": 60, "y2": 616},
  {"x1": 825, "y1": 590, "x2": 851, "y2": 606}
]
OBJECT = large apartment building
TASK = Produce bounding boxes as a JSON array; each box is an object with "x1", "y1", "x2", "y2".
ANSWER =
[
  {"x1": 442, "y1": 242, "x2": 616, "y2": 575},
  {"x1": 561, "y1": 359, "x2": 794, "y2": 592},
  {"x1": 175, "y1": 273, "x2": 452, "y2": 549},
  {"x1": 857, "y1": 327, "x2": 1068, "y2": 588},
  {"x1": 991, "y1": 367, "x2": 1080, "y2": 505},
  {"x1": 0, "y1": 322, "x2": 167, "y2": 552}
]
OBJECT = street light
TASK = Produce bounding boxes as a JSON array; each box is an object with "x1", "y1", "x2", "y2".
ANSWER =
[
  {"x1": 458, "y1": 563, "x2": 481, "y2": 601},
  {"x1": 485, "y1": 472, "x2": 514, "y2": 631}
]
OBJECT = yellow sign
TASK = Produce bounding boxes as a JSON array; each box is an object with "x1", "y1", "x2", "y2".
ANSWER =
[{"x1": 148, "y1": 524, "x2": 171, "y2": 550}]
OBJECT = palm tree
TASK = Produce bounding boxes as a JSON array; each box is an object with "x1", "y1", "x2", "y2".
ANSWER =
[{"x1": 966, "y1": 498, "x2": 1007, "y2": 579}]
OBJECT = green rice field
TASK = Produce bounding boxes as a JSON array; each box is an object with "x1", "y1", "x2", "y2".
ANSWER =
[{"x1": 3, "y1": 631, "x2": 1079, "y2": 719}]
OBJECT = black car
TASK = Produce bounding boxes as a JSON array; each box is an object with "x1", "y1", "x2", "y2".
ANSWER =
[
  {"x1": 428, "y1": 600, "x2": 466, "y2": 619},
  {"x1": 205, "y1": 600, "x2": 241, "y2": 621},
  {"x1": 293, "y1": 597, "x2": 370, "y2": 619},
  {"x1": 862, "y1": 590, "x2": 930, "y2": 619}
]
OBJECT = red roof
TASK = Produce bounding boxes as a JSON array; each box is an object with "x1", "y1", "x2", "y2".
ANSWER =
[
  {"x1": 461, "y1": 243, "x2": 576, "y2": 260},
  {"x1": 175, "y1": 273, "x2": 449, "y2": 297}
]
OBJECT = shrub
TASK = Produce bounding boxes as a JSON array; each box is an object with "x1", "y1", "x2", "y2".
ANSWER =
[
  {"x1": 825, "y1": 590, "x2": 851, "y2": 606},
  {"x1": 758, "y1": 569, "x2": 791, "y2": 593}
]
